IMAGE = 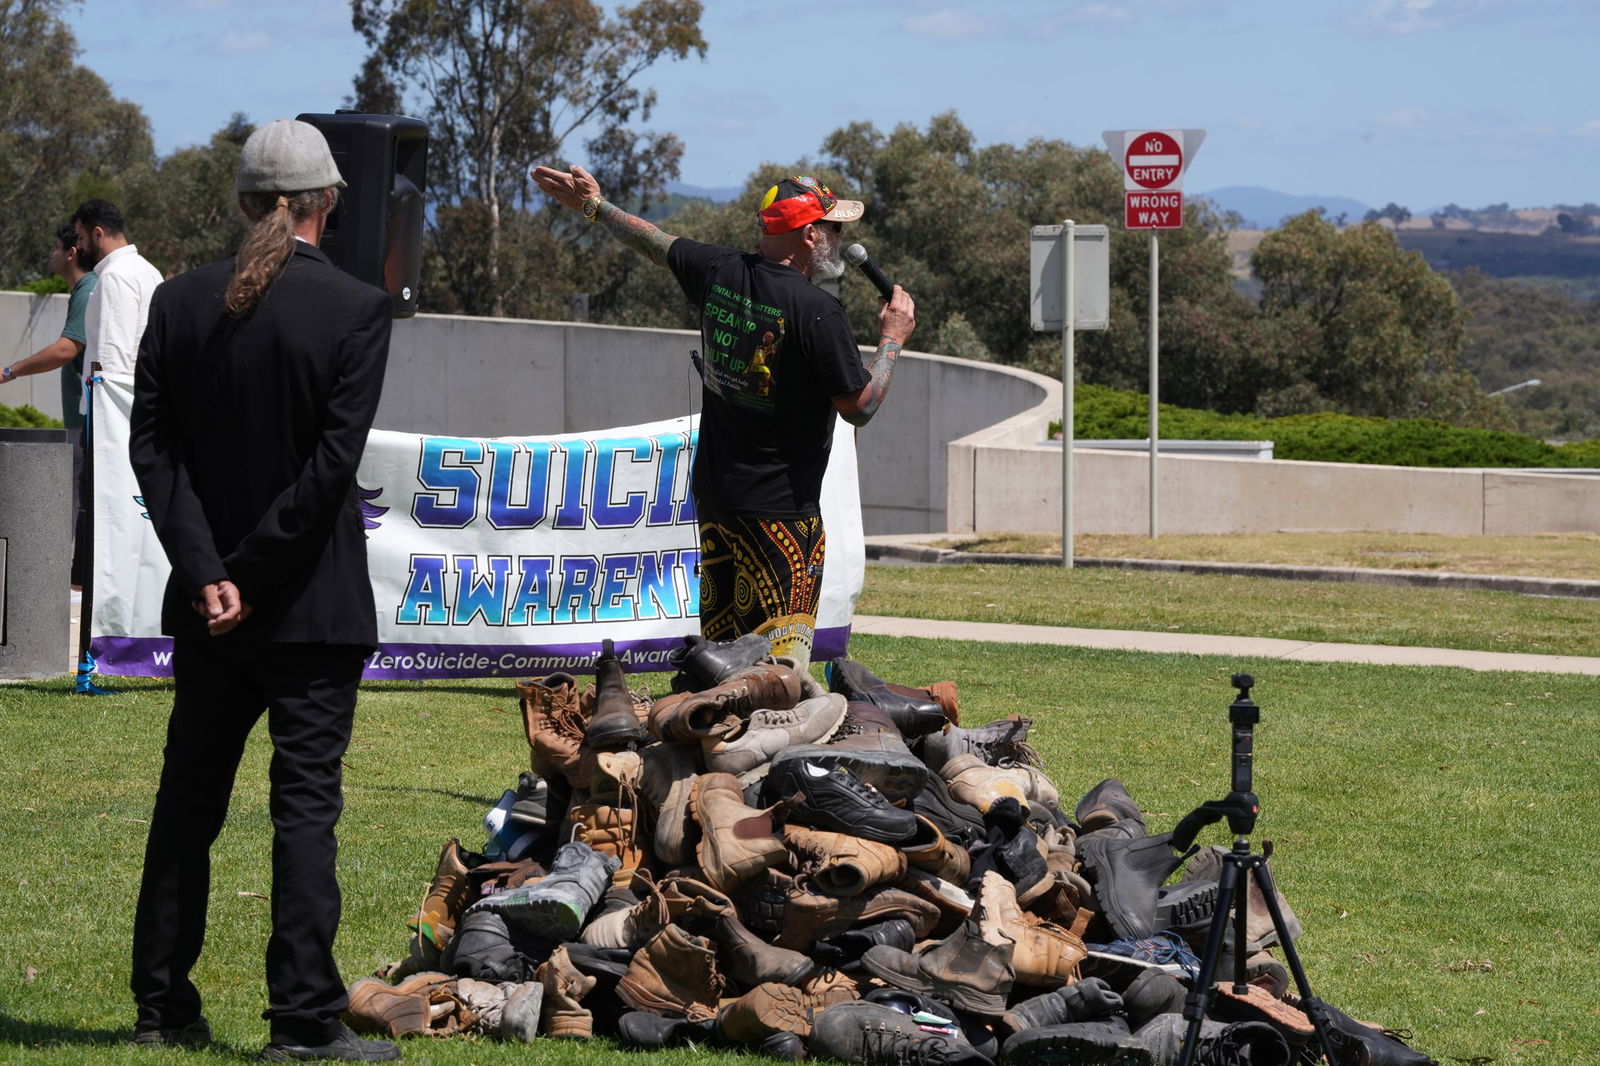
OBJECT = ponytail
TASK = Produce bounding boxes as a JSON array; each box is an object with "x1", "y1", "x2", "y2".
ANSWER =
[{"x1": 226, "y1": 188, "x2": 334, "y2": 317}]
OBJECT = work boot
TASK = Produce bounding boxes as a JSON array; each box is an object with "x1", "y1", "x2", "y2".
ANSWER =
[
  {"x1": 569, "y1": 800, "x2": 649, "y2": 888},
  {"x1": 638, "y1": 742, "x2": 703, "y2": 866},
  {"x1": 815, "y1": 918, "x2": 917, "y2": 967},
  {"x1": 1077, "y1": 832, "x2": 1189, "y2": 941},
  {"x1": 618, "y1": 1010, "x2": 723, "y2": 1048},
  {"x1": 997, "y1": 976, "x2": 1123, "y2": 1037},
  {"x1": 344, "y1": 972, "x2": 460, "y2": 1038},
  {"x1": 809, "y1": 1001, "x2": 992, "y2": 1066},
  {"x1": 649, "y1": 660, "x2": 805, "y2": 743},
  {"x1": 1120, "y1": 971, "x2": 1188, "y2": 1029},
  {"x1": 409, "y1": 838, "x2": 472, "y2": 952},
  {"x1": 536, "y1": 945, "x2": 597, "y2": 1038},
  {"x1": 861, "y1": 918, "x2": 1016, "y2": 1017},
  {"x1": 909, "y1": 771, "x2": 987, "y2": 850},
  {"x1": 668, "y1": 632, "x2": 774, "y2": 692},
  {"x1": 717, "y1": 980, "x2": 859, "y2": 1043},
  {"x1": 785, "y1": 825, "x2": 908, "y2": 898},
  {"x1": 825, "y1": 658, "x2": 951, "y2": 738},
  {"x1": 770, "y1": 731, "x2": 929, "y2": 806},
  {"x1": 941, "y1": 755, "x2": 1061, "y2": 814},
  {"x1": 616, "y1": 922, "x2": 724, "y2": 1021},
  {"x1": 1134, "y1": 1013, "x2": 1292, "y2": 1066},
  {"x1": 579, "y1": 875, "x2": 669, "y2": 949},
  {"x1": 259, "y1": 1023, "x2": 402, "y2": 1062},
  {"x1": 693, "y1": 772, "x2": 792, "y2": 893},
  {"x1": 1153, "y1": 879, "x2": 1215, "y2": 934},
  {"x1": 467, "y1": 840, "x2": 619, "y2": 941},
  {"x1": 999, "y1": 1018, "x2": 1151, "y2": 1065},
  {"x1": 518, "y1": 673, "x2": 599, "y2": 789},
  {"x1": 975, "y1": 871, "x2": 1087, "y2": 989},
  {"x1": 660, "y1": 875, "x2": 817, "y2": 988},
  {"x1": 919, "y1": 715, "x2": 1041, "y2": 770},
  {"x1": 1284, "y1": 994, "x2": 1440, "y2": 1066},
  {"x1": 763, "y1": 757, "x2": 918, "y2": 844},
  {"x1": 732, "y1": 867, "x2": 793, "y2": 939},
  {"x1": 966, "y1": 798, "x2": 1051, "y2": 906},
  {"x1": 777, "y1": 882, "x2": 941, "y2": 951},
  {"x1": 704, "y1": 693, "x2": 851, "y2": 783},
  {"x1": 900, "y1": 814, "x2": 972, "y2": 884},
  {"x1": 1181, "y1": 846, "x2": 1303, "y2": 951},
  {"x1": 586, "y1": 638, "x2": 648, "y2": 750},
  {"x1": 897, "y1": 865, "x2": 978, "y2": 940},
  {"x1": 1075, "y1": 779, "x2": 1148, "y2": 835},
  {"x1": 1206, "y1": 982, "x2": 1315, "y2": 1057},
  {"x1": 451, "y1": 977, "x2": 545, "y2": 1041}
]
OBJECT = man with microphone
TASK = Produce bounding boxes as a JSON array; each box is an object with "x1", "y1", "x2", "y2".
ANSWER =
[{"x1": 531, "y1": 165, "x2": 914, "y2": 667}]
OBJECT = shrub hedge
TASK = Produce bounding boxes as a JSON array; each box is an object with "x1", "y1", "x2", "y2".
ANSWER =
[
  {"x1": 1058, "y1": 384, "x2": 1600, "y2": 468},
  {"x1": 0, "y1": 403, "x2": 62, "y2": 429}
]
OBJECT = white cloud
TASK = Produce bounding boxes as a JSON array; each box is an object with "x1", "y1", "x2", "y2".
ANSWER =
[
  {"x1": 903, "y1": 9, "x2": 990, "y2": 41},
  {"x1": 1348, "y1": 0, "x2": 1443, "y2": 35},
  {"x1": 1576, "y1": 119, "x2": 1600, "y2": 137},
  {"x1": 1376, "y1": 107, "x2": 1431, "y2": 128},
  {"x1": 218, "y1": 29, "x2": 272, "y2": 53}
]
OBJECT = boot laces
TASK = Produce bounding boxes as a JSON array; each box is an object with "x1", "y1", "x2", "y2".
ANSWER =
[{"x1": 860, "y1": 1021, "x2": 953, "y2": 1065}]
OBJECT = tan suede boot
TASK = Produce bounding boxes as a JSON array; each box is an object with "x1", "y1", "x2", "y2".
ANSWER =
[
  {"x1": 570, "y1": 803, "x2": 649, "y2": 888},
  {"x1": 345, "y1": 972, "x2": 464, "y2": 1038},
  {"x1": 716, "y1": 979, "x2": 859, "y2": 1044},
  {"x1": 649, "y1": 660, "x2": 804, "y2": 744},
  {"x1": 976, "y1": 870, "x2": 1087, "y2": 988},
  {"x1": 409, "y1": 838, "x2": 471, "y2": 951},
  {"x1": 784, "y1": 824, "x2": 908, "y2": 897},
  {"x1": 616, "y1": 923, "x2": 725, "y2": 1021},
  {"x1": 637, "y1": 741, "x2": 703, "y2": 866},
  {"x1": 692, "y1": 772, "x2": 791, "y2": 893},
  {"x1": 776, "y1": 881, "x2": 941, "y2": 951},
  {"x1": 660, "y1": 875, "x2": 817, "y2": 988},
  {"x1": 900, "y1": 814, "x2": 971, "y2": 884},
  {"x1": 535, "y1": 945, "x2": 597, "y2": 1038}
]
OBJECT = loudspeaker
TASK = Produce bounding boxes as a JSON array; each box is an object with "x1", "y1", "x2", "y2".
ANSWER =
[{"x1": 296, "y1": 111, "x2": 428, "y2": 318}]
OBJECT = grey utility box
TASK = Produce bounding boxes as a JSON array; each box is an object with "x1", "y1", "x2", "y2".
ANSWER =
[{"x1": 0, "y1": 428, "x2": 72, "y2": 679}]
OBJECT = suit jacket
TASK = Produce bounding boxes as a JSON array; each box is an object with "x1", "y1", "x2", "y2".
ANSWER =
[{"x1": 130, "y1": 242, "x2": 391, "y2": 645}]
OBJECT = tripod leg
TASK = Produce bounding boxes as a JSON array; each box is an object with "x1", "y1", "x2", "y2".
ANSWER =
[
  {"x1": 1252, "y1": 859, "x2": 1339, "y2": 1066},
  {"x1": 1178, "y1": 854, "x2": 1242, "y2": 1066}
]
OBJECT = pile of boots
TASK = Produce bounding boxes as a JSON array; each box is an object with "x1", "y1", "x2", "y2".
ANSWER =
[{"x1": 351, "y1": 640, "x2": 1435, "y2": 1066}]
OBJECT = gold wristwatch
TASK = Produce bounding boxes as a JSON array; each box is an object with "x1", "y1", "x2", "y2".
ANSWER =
[{"x1": 581, "y1": 195, "x2": 604, "y2": 222}]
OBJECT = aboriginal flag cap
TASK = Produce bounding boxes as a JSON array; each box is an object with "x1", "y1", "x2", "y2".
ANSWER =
[{"x1": 757, "y1": 175, "x2": 865, "y2": 234}]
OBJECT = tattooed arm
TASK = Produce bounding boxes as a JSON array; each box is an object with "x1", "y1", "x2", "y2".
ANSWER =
[
  {"x1": 834, "y1": 286, "x2": 916, "y2": 427},
  {"x1": 529, "y1": 163, "x2": 676, "y2": 266}
]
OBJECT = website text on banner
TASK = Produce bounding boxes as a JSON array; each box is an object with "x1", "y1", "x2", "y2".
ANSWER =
[{"x1": 90, "y1": 378, "x2": 865, "y2": 680}]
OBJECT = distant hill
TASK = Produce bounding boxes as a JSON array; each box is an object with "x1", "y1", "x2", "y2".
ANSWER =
[
  {"x1": 666, "y1": 180, "x2": 741, "y2": 203},
  {"x1": 1199, "y1": 186, "x2": 1373, "y2": 229}
]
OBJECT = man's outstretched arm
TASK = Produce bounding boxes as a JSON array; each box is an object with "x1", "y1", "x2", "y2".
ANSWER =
[
  {"x1": 530, "y1": 164, "x2": 676, "y2": 267},
  {"x1": 834, "y1": 286, "x2": 916, "y2": 428}
]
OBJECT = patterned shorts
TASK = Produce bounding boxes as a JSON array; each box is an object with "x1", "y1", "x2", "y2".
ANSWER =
[{"x1": 696, "y1": 507, "x2": 826, "y2": 666}]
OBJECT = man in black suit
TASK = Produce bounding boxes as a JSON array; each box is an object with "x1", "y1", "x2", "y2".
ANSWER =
[{"x1": 128, "y1": 119, "x2": 398, "y2": 1062}]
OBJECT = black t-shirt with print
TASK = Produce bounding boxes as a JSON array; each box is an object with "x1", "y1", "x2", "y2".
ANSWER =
[{"x1": 667, "y1": 238, "x2": 869, "y2": 519}]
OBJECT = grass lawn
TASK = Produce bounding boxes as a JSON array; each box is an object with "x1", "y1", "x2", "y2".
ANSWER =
[
  {"x1": 926, "y1": 531, "x2": 1600, "y2": 581},
  {"x1": 857, "y1": 564, "x2": 1600, "y2": 658},
  {"x1": 2, "y1": 635, "x2": 1596, "y2": 1065}
]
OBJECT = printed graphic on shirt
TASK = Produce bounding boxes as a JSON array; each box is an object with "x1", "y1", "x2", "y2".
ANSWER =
[{"x1": 700, "y1": 281, "x2": 784, "y2": 411}]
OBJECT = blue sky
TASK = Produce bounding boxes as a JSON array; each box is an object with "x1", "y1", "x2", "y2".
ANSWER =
[{"x1": 70, "y1": 0, "x2": 1598, "y2": 212}]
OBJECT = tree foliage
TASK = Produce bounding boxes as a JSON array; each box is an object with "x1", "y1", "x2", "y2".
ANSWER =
[
  {"x1": 121, "y1": 114, "x2": 255, "y2": 276},
  {"x1": 349, "y1": 0, "x2": 705, "y2": 316}
]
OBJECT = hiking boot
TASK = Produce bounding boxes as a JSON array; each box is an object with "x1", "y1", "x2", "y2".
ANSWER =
[
  {"x1": 998, "y1": 1018, "x2": 1150, "y2": 1066},
  {"x1": 616, "y1": 922, "x2": 724, "y2": 1021},
  {"x1": 693, "y1": 772, "x2": 791, "y2": 893},
  {"x1": 717, "y1": 980, "x2": 859, "y2": 1043},
  {"x1": 900, "y1": 814, "x2": 971, "y2": 883},
  {"x1": 260, "y1": 1023, "x2": 401, "y2": 1062},
  {"x1": 579, "y1": 877, "x2": 670, "y2": 950},
  {"x1": 570, "y1": 800, "x2": 649, "y2": 888},
  {"x1": 777, "y1": 882, "x2": 941, "y2": 951},
  {"x1": 660, "y1": 875, "x2": 817, "y2": 988},
  {"x1": 861, "y1": 918, "x2": 1015, "y2": 1017},
  {"x1": 518, "y1": 673, "x2": 599, "y2": 789},
  {"x1": 409, "y1": 838, "x2": 472, "y2": 951},
  {"x1": 586, "y1": 638, "x2": 648, "y2": 750},
  {"x1": 638, "y1": 742, "x2": 703, "y2": 866},
  {"x1": 705, "y1": 693, "x2": 850, "y2": 783},
  {"x1": 1153, "y1": 879, "x2": 1215, "y2": 934},
  {"x1": 618, "y1": 1009, "x2": 722, "y2": 1048},
  {"x1": 920, "y1": 715, "x2": 1040, "y2": 771},
  {"x1": 536, "y1": 945, "x2": 597, "y2": 1038},
  {"x1": 1180, "y1": 846, "x2": 1303, "y2": 952},
  {"x1": 669, "y1": 632, "x2": 774, "y2": 692},
  {"x1": 809, "y1": 1001, "x2": 992, "y2": 1066},
  {"x1": 975, "y1": 871, "x2": 1087, "y2": 989},
  {"x1": 1077, "y1": 832, "x2": 1188, "y2": 941},
  {"x1": 998, "y1": 976, "x2": 1123, "y2": 1037},
  {"x1": 785, "y1": 825, "x2": 908, "y2": 897},
  {"x1": 467, "y1": 840, "x2": 619, "y2": 941},
  {"x1": 1120, "y1": 971, "x2": 1188, "y2": 1029},
  {"x1": 825, "y1": 658, "x2": 951, "y2": 738},
  {"x1": 1134, "y1": 1013, "x2": 1292, "y2": 1066},
  {"x1": 130, "y1": 1017, "x2": 212, "y2": 1048},
  {"x1": 649, "y1": 660, "x2": 805, "y2": 743},
  {"x1": 1075, "y1": 779, "x2": 1148, "y2": 835},
  {"x1": 763, "y1": 757, "x2": 918, "y2": 844},
  {"x1": 345, "y1": 971, "x2": 459, "y2": 1038},
  {"x1": 770, "y1": 732, "x2": 929, "y2": 806}
]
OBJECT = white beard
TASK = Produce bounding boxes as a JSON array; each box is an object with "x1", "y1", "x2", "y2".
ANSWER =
[{"x1": 811, "y1": 228, "x2": 845, "y2": 281}]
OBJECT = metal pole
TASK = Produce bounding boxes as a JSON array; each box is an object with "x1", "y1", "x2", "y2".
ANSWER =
[
  {"x1": 1148, "y1": 231, "x2": 1159, "y2": 540},
  {"x1": 1062, "y1": 220, "x2": 1076, "y2": 569}
]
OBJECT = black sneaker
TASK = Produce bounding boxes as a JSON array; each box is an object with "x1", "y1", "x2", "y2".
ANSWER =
[
  {"x1": 762, "y1": 758, "x2": 918, "y2": 844},
  {"x1": 132, "y1": 1016, "x2": 212, "y2": 1048},
  {"x1": 260, "y1": 1023, "x2": 400, "y2": 1062}
]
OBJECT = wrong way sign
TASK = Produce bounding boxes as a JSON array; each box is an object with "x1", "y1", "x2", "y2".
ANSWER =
[{"x1": 1103, "y1": 128, "x2": 1205, "y2": 230}]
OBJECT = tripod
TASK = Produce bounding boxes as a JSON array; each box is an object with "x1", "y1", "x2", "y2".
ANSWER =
[{"x1": 1172, "y1": 675, "x2": 1338, "y2": 1066}]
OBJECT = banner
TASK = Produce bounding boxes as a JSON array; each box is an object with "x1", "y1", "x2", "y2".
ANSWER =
[{"x1": 90, "y1": 376, "x2": 864, "y2": 679}]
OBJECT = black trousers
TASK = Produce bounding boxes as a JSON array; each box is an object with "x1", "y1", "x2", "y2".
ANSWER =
[{"x1": 130, "y1": 638, "x2": 367, "y2": 1042}]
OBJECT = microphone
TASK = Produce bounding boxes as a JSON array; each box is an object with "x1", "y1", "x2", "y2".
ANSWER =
[{"x1": 844, "y1": 243, "x2": 895, "y2": 301}]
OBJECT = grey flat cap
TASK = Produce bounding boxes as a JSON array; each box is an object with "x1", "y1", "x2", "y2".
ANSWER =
[{"x1": 236, "y1": 118, "x2": 347, "y2": 192}]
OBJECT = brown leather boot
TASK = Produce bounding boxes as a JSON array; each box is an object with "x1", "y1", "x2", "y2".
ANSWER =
[
  {"x1": 535, "y1": 945, "x2": 596, "y2": 1037},
  {"x1": 649, "y1": 660, "x2": 804, "y2": 744},
  {"x1": 776, "y1": 881, "x2": 941, "y2": 951},
  {"x1": 409, "y1": 838, "x2": 471, "y2": 951},
  {"x1": 861, "y1": 917, "x2": 1016, "y2": 1017},
  {"x1": 976, "y1": 870, "x2": 1087, "y2": 988},
  {"x1": 784, "y1": 825, "x2": 907, "y2": 897},
  {"x1": 616, "y1": 923, "x2": 724, "y2": 1021},
  {"x1": 716, "y1": 979, "x2": 859, "y2": 1044},
  {"x1": 660, "y1": 875, "x2": 816, "y2": 988},
  {"x1": 569, "y1": 802, "x2": 650, "y2": 889},
  {"x1": 518, "y1": 673, "x2": 598, "y2": 789},
  {"x1": 585, "y1": 638, "x2": 648, "y2": 750},
  {"x1": 900, "y1": 814, "x2": 971, "y2": 884},
  {"x1": 692, "y1": 772, "x2": 791, "y2": 893},
  {"x1": 638, "y1": 741, "x2": 703, "y2": 866},
  {"x1": 345, "y1": 972, "x2": 461, "y2": 1038}
]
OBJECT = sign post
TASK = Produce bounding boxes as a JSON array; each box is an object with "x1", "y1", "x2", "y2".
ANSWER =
[{"x1": 1103, "y1": 128, "x2": 1205, "y2": 539}]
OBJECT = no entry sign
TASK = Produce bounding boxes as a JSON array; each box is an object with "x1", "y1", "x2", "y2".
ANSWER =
[
  {"x1": 1103, "y1": 128, "x2": 1205, "y2": 230},
  {"x1": 1125, "y1": 132, "x2": 1182, "y2": 190}
]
